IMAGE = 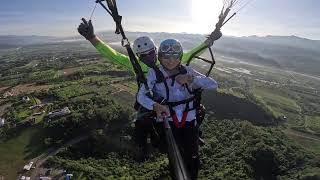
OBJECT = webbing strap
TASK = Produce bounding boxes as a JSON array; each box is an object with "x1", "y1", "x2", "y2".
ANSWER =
[
  {"x1": 168, "y1": 98, "x2": 196, "y2": 128},
  {"x1": 166, "y1": 97, "x2": 195, "y2": 108},
  {"x1": 172, "y1": 111, "x2": 189, "y2": 128}
]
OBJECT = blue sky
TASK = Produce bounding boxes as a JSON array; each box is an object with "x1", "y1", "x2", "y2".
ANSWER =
[{"x1": 1, "y1": 0, "x2": 319, "y2": 39}]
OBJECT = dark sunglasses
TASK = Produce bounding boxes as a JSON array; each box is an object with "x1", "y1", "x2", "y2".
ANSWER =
[{"x1": 138, "y1": 49, "x2": 156, "y2": 58}]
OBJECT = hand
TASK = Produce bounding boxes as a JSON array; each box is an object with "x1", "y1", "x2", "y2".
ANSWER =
[
  {"x1": 77, "y1": 18, "x2": 95, "y2": 40},
  {"x1": 175, "y1": 74, "x2": 193, "y2": 85},
  {"x1": 205, "y1": 29, "x2": 222, "y2": 46},
  {"x1": 153, "y1": 103, "x2": 170, "y2": 119}
]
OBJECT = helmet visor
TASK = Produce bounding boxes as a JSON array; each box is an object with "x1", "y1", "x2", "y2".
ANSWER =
[{"x1": 160, "y1": 44, "x2": 182, "y2": 53}]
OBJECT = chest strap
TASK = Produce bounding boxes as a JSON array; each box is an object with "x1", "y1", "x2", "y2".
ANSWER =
[
  {"x1": 152, "y1": 66, "x2": 196, "y2": 128},
  {"x1": 167, "y1": 97, "x2": 196, "y2": 128}
]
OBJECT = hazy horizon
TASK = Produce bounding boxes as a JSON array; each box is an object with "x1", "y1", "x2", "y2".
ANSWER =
[
  {"x1": 1, "y1": 0, "x2": 320, "y2": 40},
  {"x1": 1, "y1": 30, "x2": 319, "y2": 41}
]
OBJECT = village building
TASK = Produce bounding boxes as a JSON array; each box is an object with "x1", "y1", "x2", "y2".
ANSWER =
[
  {"x1": 20, "y1": 176, "x2": 31, "y2": 180},
  {"x1": 32, "y1": 111, "x2": 44, "y2": 116},
  {"x1": 48, "y1": 107, "x2": 71, "y2": 118},
  {"x1": 0, "y1": 118, "x2": 5, "y2": 127},
  {"x1": 23, "y1": 162, "x2": 33, "y2": 171},
  {"x1": 39, "y1": 177, "x2": 51, "y2": 180},
  {"x1": 29, "y1": 104, "x2": 44, "y2": 110}
]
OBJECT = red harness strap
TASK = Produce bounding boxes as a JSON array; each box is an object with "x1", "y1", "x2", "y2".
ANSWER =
[{"x1": 171, "y1": 111, "x2": 189, "y2": 128}]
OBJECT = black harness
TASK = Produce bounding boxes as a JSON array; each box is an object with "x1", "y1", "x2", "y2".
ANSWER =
[{"x1": 152, "y1": 65, "x2": 201, "y2": 128}]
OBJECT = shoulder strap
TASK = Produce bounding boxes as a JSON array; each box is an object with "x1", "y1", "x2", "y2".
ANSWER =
[
  {"x1": 169, "y1": 65, "x2": 187, "y2": 86},
  {"x1": 152, "y1": 67, "x2": 170, "y2": 100},
  {"x1": 153, "y1": 66, "x2": 165, "y2": 84}
]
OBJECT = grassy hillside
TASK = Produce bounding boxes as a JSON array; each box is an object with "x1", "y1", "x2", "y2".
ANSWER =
[
  {"x1": 46, "y1": 119, "x2": 320, "y2": 180},
  {"x1": 202, "y1": 90, "x2": 277, "y2": 125},
  {"x1": 0, "y1": 127, "x2": 48, "y2": 179},
  {"x1": 1, "y1": 41, "x2": 319, "y2": 179}
]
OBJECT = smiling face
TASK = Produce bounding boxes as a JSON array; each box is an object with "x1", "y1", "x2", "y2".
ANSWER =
[
  {"x1": 160, "y1": 56, "x2": 181, "y2": 70},
  {"x1": 158, "y1": 39, "x2": 183, "y2": 70}
]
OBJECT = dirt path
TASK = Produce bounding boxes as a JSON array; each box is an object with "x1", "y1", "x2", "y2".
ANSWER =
[
  {"x1": 109, "y1": 89, "x2": 124, "y2": 95},
  {"x1": 29, "y1": 135, "x2": 89, "y2": 179},
  {"x1": 284, "y1": 129, "x2": 320, "y2": 142}
]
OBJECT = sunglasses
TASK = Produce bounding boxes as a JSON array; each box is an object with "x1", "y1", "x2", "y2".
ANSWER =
[{"x1": 138, "y1": 49, "x2": 156, "y2": 58}]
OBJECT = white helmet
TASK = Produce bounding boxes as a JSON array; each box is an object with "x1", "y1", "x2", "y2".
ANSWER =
[{"x1": 133, "y1": 36, "x2": 156, "y2": 55}]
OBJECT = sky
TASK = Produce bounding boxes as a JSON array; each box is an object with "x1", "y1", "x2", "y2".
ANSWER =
[{"x1": 1, "y1": 0, "x2": 320, "y2": 40}]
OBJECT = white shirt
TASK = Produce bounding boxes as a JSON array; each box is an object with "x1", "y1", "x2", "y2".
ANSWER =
[{"x1": 137, "y1": 65, "x2": 218, "y2": 122}]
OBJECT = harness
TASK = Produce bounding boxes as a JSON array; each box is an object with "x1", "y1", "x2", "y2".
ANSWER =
[
  {"x1": 153, "y1": 65, "x2": 201, "y2": 128},
  {"x1": 89, "y1": 1, "x2": 252, "y2": 178}
]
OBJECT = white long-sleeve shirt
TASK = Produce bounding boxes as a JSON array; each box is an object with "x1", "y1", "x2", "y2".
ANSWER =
[{"x1": 137, "y1": 65, "x2": 218, "y2": 122}]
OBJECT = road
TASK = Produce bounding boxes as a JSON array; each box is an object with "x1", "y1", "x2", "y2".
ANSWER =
[{"x1": 29, "y1": 135, "x2": 89, "y2": 180}]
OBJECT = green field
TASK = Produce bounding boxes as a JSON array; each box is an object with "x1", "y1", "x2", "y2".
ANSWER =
[
  {"x1": 253, "y1": 87, "x2": 300, "y2": 112},
  {"x1": 284, "y1": 129, "x2": 320, "y2": 155},
  {"x1": 53, "y1": 84, "x2": 92, "y2": 99},
  {"x1": 253, "y1": 86, "x2": 303, "y2": 125},
  {"x1": 26, "y1": 69, "x2": 60, "y2": 82},
  {"x1": 305, "y1": 116, "x2": 320, "y2": 133},
  {"x1": 17, "y1": 109, "x2": 32, "y2": 120},
  {"x1": 0, "y1": 127, "x2": 48, "y2": 180}
]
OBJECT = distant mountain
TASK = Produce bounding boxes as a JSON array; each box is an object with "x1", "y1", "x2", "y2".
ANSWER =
[
  {"x1": 94, "y1": 31, "x2": 205, "y2": 46},
  {"x1": 1, "y1": 32, "x2": 319, "y2": 77},
  {"x1": 240, "y1": 35, "x2": 320, "y2": 52},
  {"x1": 212, "y1": 35, "x2": 320, "y2": 77},
  {"x1": 0, "y1": 35, "x2": 63, "y2": 49}
]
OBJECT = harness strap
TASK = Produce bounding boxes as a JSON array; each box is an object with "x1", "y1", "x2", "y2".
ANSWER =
[
  {"x1": 185, "y1": 84, "x2": 194, "y2": 95},
  {"x1": 167, "y1": 97, "x2": 197, "y2": 128},
  {"x1": 171, "y1": 78, "x2": 176, "y2": 87},
  {"x1": 171, "y1": 111, "x2": 189, "y2": 128},
  {"x1": 166, "y1": 97, "x2": 195, "y2": 107},
  {"x1": 152, "y1": 66, "x2": 197, "y2": 128}
]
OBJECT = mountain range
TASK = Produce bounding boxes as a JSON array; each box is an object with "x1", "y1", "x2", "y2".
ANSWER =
[{"x1": 1, "y1": 32, "x2": 319, "y2": 77}]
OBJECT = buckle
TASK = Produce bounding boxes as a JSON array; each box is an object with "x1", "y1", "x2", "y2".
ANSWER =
[{"x1": 121, "y1": 38, "x2": 130, "y2": 47}]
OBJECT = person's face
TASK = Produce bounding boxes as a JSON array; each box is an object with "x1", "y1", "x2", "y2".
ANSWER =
[
  {"x1": 160, "y1": 56, "x2": 181, "y2": 70},
  {"x1": 138, "y1": 49, "x2": 157, "y2": 67}
]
